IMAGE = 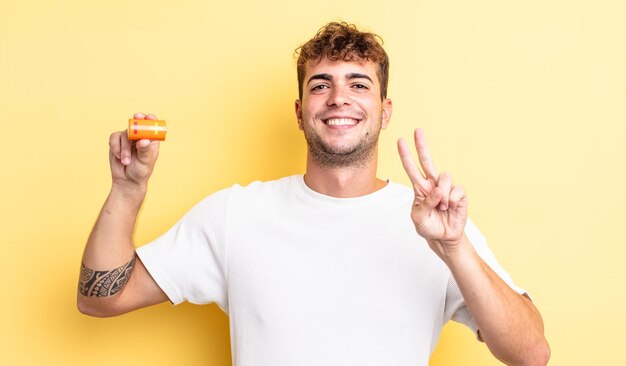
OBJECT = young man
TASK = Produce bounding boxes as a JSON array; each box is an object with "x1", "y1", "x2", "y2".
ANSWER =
[{"x1": 78, "y1": 22, "x2": 550, "y2": 365}]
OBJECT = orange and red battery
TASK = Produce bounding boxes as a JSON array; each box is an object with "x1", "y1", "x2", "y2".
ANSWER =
[{"x1": 128, "y1": 119, "x2": 168, "y2": 141}]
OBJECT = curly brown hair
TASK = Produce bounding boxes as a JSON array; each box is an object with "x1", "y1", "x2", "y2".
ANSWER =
[{"x1": 295, "y1": 21, "x2": 389, "y2": 100}]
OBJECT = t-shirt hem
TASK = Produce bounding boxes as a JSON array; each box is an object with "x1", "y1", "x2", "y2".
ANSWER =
[{"x1": 136, "y1": 245, "x2": 184, "y2": 305}]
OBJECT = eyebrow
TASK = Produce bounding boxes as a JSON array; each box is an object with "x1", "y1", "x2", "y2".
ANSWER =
[
  {"x1": 346, "y1": 73, "x2": 373, "y2": 83},
  {"x1": 307, "y1": 73, "x2": 373, "y2": 85},
  {"x1": 307, "y1": 73, "x2": 332, "y2": 85}
]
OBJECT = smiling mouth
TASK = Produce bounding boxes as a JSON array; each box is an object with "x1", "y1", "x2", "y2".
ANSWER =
[{"x1": 323, "y1": 118, "x2": 361, "y2": 126}]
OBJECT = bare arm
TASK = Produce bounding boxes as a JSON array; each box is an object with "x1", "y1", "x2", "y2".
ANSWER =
[
  {"x1": 397, "y1": 129, "x2": 550, "y2": 365},
  {"x1": 439, "y1": 236, "x2": 549, "y2": 365},
  {"x1": 77, "y1": 113, "x2": 168, "y2": 317}
]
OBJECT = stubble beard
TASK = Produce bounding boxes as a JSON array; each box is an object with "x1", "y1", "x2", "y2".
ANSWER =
[{"x1": 303, "y1": 118, "x2": 382, "y2": 169}]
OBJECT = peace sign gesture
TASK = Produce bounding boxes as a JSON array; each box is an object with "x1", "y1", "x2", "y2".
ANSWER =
[{"x1": 397, "y1": 129, "x2": 468, "y2": 258}]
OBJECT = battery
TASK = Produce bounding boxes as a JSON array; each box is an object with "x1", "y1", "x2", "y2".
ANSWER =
[{"x1": 128, "y1": 119, "x2": 168, "y2": 141}]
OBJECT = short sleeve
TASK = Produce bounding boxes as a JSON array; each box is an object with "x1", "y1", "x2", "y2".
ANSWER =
[
  {"x1": 443, "y1": 218, "x2": 528, "y2": 336},
  {"x1": 136, "y1": 187, "x2": 232, "y2": 312}
]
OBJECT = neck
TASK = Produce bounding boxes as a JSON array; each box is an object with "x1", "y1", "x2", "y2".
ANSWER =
[{"x1": 303, "y1": 147, "x2": 387, "y2": 198}]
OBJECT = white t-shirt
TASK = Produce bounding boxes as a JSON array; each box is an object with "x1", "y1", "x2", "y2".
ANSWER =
[{"x1": 137, "y1": 175, "x2": 526, "y2": 366}]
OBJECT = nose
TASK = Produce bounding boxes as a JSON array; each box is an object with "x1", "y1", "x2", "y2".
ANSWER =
[{"x1": 326, "y1": 86, "x2": 351, "y2": 107}]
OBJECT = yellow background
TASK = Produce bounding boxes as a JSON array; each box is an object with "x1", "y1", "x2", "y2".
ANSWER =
[{"x1": 1, "y1": 0, "x2": 624, "y2": 365}]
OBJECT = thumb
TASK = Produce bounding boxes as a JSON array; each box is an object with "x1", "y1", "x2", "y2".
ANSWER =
[
  {"x1": 415, "y1": 187, "x2": 443, "y2": 216},
  {"x1": 135, "y1": 139, "x2": 159, "y2": 165}
]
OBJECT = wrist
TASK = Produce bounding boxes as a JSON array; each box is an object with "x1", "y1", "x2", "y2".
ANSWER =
[
  {"x1": 430, "y1": 235, "x2": 475, "y2": 265},
  {"x1": 110, "y1": 181, "x2": 147, "y2": 206}
]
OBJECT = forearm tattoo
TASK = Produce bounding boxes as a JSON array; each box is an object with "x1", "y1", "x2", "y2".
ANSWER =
[{"x1": 79, "y1": 256, "x2": 136, "y2": 297}]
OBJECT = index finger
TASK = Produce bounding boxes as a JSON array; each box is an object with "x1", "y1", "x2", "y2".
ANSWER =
[
  {"x1": 397, "y1": 138, "x2": 428, "y2": 188},
  {"x1": 415, "y1": 128, "x2": 438, "y2": 180}
]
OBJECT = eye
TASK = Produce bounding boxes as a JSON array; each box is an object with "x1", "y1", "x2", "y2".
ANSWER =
[
  {"x1": 352, "y1": 83, "x2": 369, "y2": 90},
  {"x1": 311, "y1": 84, "x2": 329, "y2": 91}
]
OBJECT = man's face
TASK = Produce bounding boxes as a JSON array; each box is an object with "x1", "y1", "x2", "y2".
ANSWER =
[{"x1": 295, "y1": 58, "x2": 392, "y2": 168}]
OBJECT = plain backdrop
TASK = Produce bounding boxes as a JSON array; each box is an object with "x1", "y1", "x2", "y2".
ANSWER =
[{"x1": 1, "y1": 0, "x2": 625, "y2": 365}]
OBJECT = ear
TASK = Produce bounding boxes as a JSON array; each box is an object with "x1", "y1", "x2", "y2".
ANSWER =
[
  {"x1": 381, "y1": 98, "x2": 392, "y2": 129},
  {"x1": 295, "y1": 99, "x2": 303, "y2": 130}
]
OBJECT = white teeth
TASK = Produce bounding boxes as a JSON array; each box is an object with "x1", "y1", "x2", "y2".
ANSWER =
[{"x1": 326, "y1": 118, "x2": 357, "y2": 126}]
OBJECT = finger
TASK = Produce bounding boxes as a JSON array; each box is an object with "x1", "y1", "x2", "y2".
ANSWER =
[
  {"x1": 415, "y1": 128, "x2": 438, "y2": 180},
  {"x1": 437, "y1": 172, "x2": 452, "y2": 211},
  {"x1": 120, "y1": 131, "x2": 132, "y2": 166},
  {"x1": 415, "y1": 186, "x2": 443, "y2": 217},
  {"x1": 135, "y1": 139, "x2": 159, "y2": 165},
  {"x1": 134, "y1": 112, "x2": 146, "y2": 119},
  {"x1": 448, "y1": 185, "x2": 466, "y2": 211},
  {"x1": 146, "y1": 113, "x2": 158, "y2": 120},
  {"x1": 109, "y1": 131, "x2": 123, "y2": 161},
  {"x1": 397, "y1": 138, "x2": 428, "y2": 189}
]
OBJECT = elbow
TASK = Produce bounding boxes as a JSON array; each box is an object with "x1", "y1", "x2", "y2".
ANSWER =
[
  {"x1": 520, "y1": 338, "x2": 551, "y2": 366},
  {"x1": 534, "y1": 340, "x2": 551, "y2": 366},
  {"x1": 76, "y1": 296, "x2": 119, "y2": 318},
  {"x1": 493, "y1": 334, "x2": 550, "y2": 366},
  {"x1": 77, "y1": 299, "x2": 105, "y2": 318}
]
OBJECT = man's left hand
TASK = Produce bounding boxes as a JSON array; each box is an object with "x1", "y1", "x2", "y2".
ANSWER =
[{"x1": 397, "y1": 128, "x2": 469, "y2": 259}]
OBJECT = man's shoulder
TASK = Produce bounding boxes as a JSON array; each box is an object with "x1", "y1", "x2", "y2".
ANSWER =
[
  {"x1": 205, "y1": 175, "x2": 300, "y2": 203},
  {"x1": 201, "y1": 175, "x2": 298, "y2": 196},
  {"x1": 231, "y1": 175, "x2": 299, "y2": 195},
  {"x1": 386, "y1": 180, "x2": 414, "y2": 194},
  {"x1": 243, "y1": 174, "x2": 298, "y2": 188},
  {"x1": 384, "y1": 180, "x2": 417, "y2": 202},
  {"x1": 186, "y1": 175, "x2": 299, "y2": 217}
]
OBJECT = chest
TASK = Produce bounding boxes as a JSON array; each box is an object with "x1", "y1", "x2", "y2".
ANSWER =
[{"x1": 226, "y1": 201, "x2": 449, "y2": 326}]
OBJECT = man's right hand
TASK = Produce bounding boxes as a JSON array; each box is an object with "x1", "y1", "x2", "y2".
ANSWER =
[
  {"x1": 109, "y1": 112, "x2": 160, "y2": 193},
  {"x1": 77, "y1": 112, "x2": 168, "y2": 317}
]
